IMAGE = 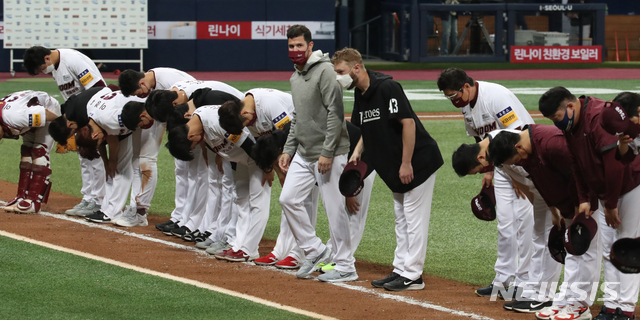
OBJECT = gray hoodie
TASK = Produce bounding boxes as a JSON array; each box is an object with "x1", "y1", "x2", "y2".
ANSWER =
[{"x1": 283, "y1": 50, "x2": 350, "y2": 161}]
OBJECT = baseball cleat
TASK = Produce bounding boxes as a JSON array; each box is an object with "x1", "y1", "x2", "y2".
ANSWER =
[
  {"x1": 371, "y1": 272, "x2": 401, "y2": 288},
  {"x1": 65, "y1": 199, "x2": 90, "y2": 216},
  {"x1": 536, "y1": 305, "x2": 564, "y2": 320},
  {"x1": 296, "y1": 247, "x2": 332, "y2": 279},
  {"x1": 205, "y1": 239, "x2": 232, "y2": 256},
  {"x1": 318, "y1": 270, "x2": 358, "y2": 283},
  {"x1": 85, "y1": 211, "x2": 112, "y2": 223},
  {"x1": 512, "y1": 300, "x2": 552, "y2": 313},
  {"x1": 254, "y1": 253, "x2": 278, "y2": 266},
  {"x1": 552, "y1": 304, "x2": 592, "y2": 320},
  {"x1": 275, "y1": 256, "x2": 301, "y2": 269},
  {"x1": 195, "y1": 238, "x2": 215, "y2": 249},
  {"x1": 383, "y1": 276, "x2": 425, "y2": 291},
  {"x1": 171, "y1": 226, "x2": 191, "y2": 238}
]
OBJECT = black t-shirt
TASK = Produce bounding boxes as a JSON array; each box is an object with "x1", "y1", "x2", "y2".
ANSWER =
[
  {"x1": 191, "y1": 88, "x2": 239, "y2": 108},
  {"x1": 63, "y1": 86, "x2": 104, "y2": 128},
  {"x1": 352, "y1": 70, "x2": 443, "y2": 193}
]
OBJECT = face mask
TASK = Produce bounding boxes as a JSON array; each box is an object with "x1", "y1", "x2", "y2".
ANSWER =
[
  {"x1": 451, "y1": 92, "x2": 468, "y2": 108},
  {"x1": 245, "y1": 112, "x2": 257, "y2": 127},
  {"x1": 554, "y1": 108, "x2": 574, "y2": 132},
  {"x1": 289, "y1": 49, "x2": 309, "y2": 66},
  {"x1": 138, "y1": 84, "x2": 150, "y2": 98},
  {"x1": 140, "y1": 118, "x2": 154, "y2": 129},
  {"x1": 478, "y1": 163, "x2": 494, "y2": 173},
  {"x1": 43, "y1": 63, "x2": 55, "y2": 74},
  {"x1": 336, "y1": 73, "x2": 353, "y2": 89}
]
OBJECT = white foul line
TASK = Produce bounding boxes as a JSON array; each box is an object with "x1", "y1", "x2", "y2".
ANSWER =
[{"x1": 0, "y1": 202, "x2": 495, "y2": 320}]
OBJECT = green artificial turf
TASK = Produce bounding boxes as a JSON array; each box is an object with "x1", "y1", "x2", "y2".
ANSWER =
[{"x1": 0, "y1": 236, "x2": 311, "y2": 320}]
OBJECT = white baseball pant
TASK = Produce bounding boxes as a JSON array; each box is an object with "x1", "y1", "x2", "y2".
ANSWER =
[
  {"x1": 231, "y1": 160, "x2": 272, "y2": 257},
  {"x1": 392, "y1": 172, "x2": 437, "y2": 281},
  {"x1": 521, "y1": 190, "x2": 562, "y2": 301},
  {"x1": 199, "y1": 149, "x2": 237, "y2": 243},
  {"x1": 79, "y1": 155, "x2": 105, "y2": 204},
  {"x1": 180, "y1": 146, "x2": 208, "y2": 231},
  {"x1": 552, "y1": 204, "x2": 603, "y2": 308},
  {"x1": 280, "y1": 153, "x2": 355, "y2": 273},
  {"x1": 129, "y1": 121, "x2": 164, "y2": 211},
  {"x1": 493, "y1": 167, "x2": 534, "y2": 289},
  {"x1": 326, "y1": 171, "x2": 376, "y2": 257},
  {"x1": 101, "y1": 131, "x2": 138, "y2": 220},
  {"x1": 272, "y1": 185, "x2": 320, "y2": 261},
  {"x1": 170, "y1": 158, "x2": 189, "y2": 223},
  {"x1": 601, "y1": 183, "x2": 640, "y2": 313}
]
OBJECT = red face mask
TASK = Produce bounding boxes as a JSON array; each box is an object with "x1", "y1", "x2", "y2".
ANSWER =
[
  {"x1": 451, "y1": 95, "x2": 469, "y2": 108},
  {"x1": 478, "y1": 164, "x2": 494, "y2": 173},
  {"x1": 138, "y1": 83, "x2": 150, "y2": 98},
  {"x1": 245, "y1": 112, "x2": 257, "y2": 127},
  {"x1": 289, "y1": 50, "x2": 308, "y2": 66}
]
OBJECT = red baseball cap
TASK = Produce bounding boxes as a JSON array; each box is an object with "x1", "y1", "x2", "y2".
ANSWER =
[
  {"x1": 611, "y1": 237, "x2": 640, "y2": 274},
  {"x1": 563, "y1": 212, "x2": 598, "y2": 255},
  {"x1": 339, "y1": 161, "x2": 368, "y2": 197},
  {"x1": 548, "y1": 219, "x2": 566, "y2": 264},
  {"x1": 471, "y1": 185, "x2": 496, "y2": 221},
  {"x1": 601, "y1": 103, "x2": 640, "y2": 138}
]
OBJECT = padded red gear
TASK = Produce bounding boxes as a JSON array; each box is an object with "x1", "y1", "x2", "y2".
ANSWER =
[
  {"x1": 31, "y1": 146, "x2": 48, "y2": 159},
  {"x1": 26, "y1": 164, "x2": 51, "y2": 202}
]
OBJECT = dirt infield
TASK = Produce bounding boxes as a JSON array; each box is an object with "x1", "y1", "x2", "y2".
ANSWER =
[{"x1": 0, "y1": 182, "x2": 635, "y2": 320}]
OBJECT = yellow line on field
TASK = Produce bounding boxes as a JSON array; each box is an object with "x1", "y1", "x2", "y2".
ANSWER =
[{"x1": 0, "y1": 230, "x2": 336, "y2": 320}]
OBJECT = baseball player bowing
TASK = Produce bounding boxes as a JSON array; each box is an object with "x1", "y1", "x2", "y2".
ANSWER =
[
  {"x1": 539, "y1": 87, "x2": 640, "y2": 320},
  {"x1": 168, "y1": 89, "x2": 245, "y2": 249},
  {"x1": 117, "y1": 67, "x2": 196, "y2": 224},
  {"x1": 333, "y1": 48, "x2": 443, "y2": 291},
  {"x1": 1, "y1": 91, "x2": 61, "y2": 213},
  {"x1": 438, "y1": 67, "x2": 535, "y2": 298},
  {"x1": 166, "y1": 105, "x2": 271, "y2": 263},
  {"x1": 489, "y1": 126, "x2": 603, "y2": 320},
  {"x1": 23, "y1": 46, "x2": 108, "y2": 219},
  {"x1": 601, "y1": 92, "x2": 640, "y2": 164},
  {"x1": 217, "y1": 88, "x2": 297, "y2": 265},
  {"x1": 81, "y1": 88, "x2": 147, "y2": 226},
  {"x1": 146, "y1": 81, "x2": 243, "y2": 240},
  {"x1": 453, "y1": 132, "x2": 563, "y2": 312}
]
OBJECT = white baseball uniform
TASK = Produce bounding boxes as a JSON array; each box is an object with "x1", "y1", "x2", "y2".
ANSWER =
[
  {"x1": 130, "y1": 68, "x2": 195, "y2": 214},
  {"x1": 487, "y1": 129, "x2": 562, "y2": 301},
  {"x1": 53, "y1": 49, "x2": 106, "y2": 206},
  {"x1": 195, "y1": 106, "x2": 270, "y2": 258},
  {"x1": 461, "y1": 81, "x2": 535, "y2": 290},
  {"x1": 87, "y1": 89, "x2": 146, "y2": 220},
  {"x1": 171, "y1": 80, "x2": 244, "y2": 233},
  {"x1": 1, "y1": 90, "x2": 60, "y2": 153},
  {"x1": 199, "y1": 148, "x2": 238, "y2": 244}
]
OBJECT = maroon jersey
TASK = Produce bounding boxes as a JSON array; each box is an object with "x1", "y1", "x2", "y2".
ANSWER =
[
  {"x1": 563, "y1": 97, "x2": 640, "y2": 209},
  {"x1": 521, "y1": 124, "x2": 577, "y2": 217}
]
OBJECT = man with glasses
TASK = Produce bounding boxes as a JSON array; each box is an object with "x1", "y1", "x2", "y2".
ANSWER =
[{"x1": 438, "y1": 68, "x2": 536, "y2": 302}]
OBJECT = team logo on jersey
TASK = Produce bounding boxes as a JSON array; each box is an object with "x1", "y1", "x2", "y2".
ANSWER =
[
  {"x1": 360, "y1": 108, "x2": 381, "y2": 124},
  {"x1": 28, "y1": 114, "x2": 41, "y2": 127},
  {"x1": 225, "y1": 132, "x2": 243, "y2": 144},
  {"x1": 272, "y1": 112, "x2": 290, "y2": 130},
  {"x1": 63, "y1": 74, "x2": 72, "y2": 82},
  {"x1": 77, "y1": 69, "x2": 94, "y2": 86},
  {"x1": 496, "y1": 106, "x2": 518, "y2": 127}
]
